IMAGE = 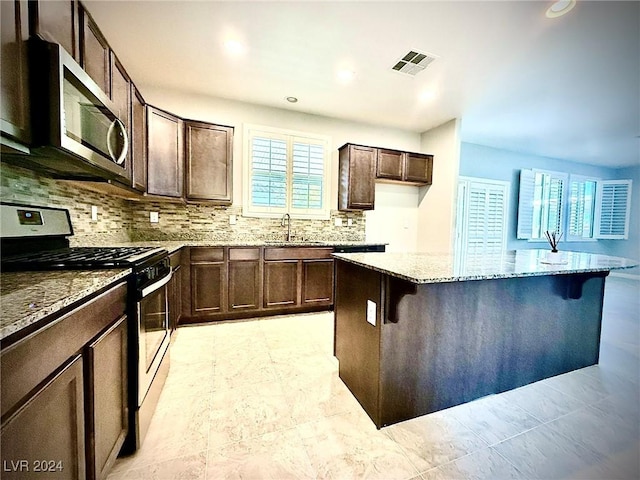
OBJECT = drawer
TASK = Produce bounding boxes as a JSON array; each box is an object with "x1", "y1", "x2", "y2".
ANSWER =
[
  {"x1": 264, "y1": 247, "x2": 333, "y2": 261},
  {"x1": 190, "y1": 247, "x2": 224, "y2": 263},
  {"x1": 229, "y1": 248, "x2": 260, "y2": 261}
]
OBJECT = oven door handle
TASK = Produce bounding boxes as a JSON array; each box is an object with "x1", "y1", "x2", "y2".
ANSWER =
[{"x1": 140, "y1": 269, "x2": 173, "y2": 298}]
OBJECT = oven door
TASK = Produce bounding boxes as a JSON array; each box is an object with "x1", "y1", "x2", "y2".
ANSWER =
[{"x1": 137, "y1": 269, "x2": 172, "y2": 405}]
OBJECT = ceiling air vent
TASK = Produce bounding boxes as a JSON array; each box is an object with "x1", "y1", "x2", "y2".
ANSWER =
[{"x1": 392, "y1": 50, "x2": 437, "y2": 76}]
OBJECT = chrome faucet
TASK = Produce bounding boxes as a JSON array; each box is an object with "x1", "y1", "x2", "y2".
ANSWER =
[{"x1": 281, "y1": 213, "x2": 292, "y2": 241}]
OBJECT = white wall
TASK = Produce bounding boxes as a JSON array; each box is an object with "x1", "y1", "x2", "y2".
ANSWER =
[
  {"x1": 417, "y1": 119, "x2": 461, "y2": 253},
  {"x1": 142, "y1": 87, "x2": 421, "y2": 214},
  {"x1": 365, "y1": 183, "x2": 420, "y2": 252}
]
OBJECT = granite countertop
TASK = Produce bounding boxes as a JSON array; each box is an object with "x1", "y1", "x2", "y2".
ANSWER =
[
  {"x1": 0, "y1": 240, "x2": 383, "y2": 341},
  {"x1": 332, "y1": 249, "x2": 639, "y2": 284},
  {"x1": 0, "y1": 269, "x2": 131, "y2": 341},
  {"x1": 84, "y1": 240, "x2": 386, "y2": 254}
]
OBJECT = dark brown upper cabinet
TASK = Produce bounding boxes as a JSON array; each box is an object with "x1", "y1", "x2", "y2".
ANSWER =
[
  {"x1": 109, "y1": 52, "x2": 132, "y2": 182},
  {"x1": 338, "y1": 143, "x2": 376, "y2": 211},
  {"x1": 130, "y1": 85, "x2": 147, "y2": 192},
  {"x1": 376, "y1": 148, "x2": 404, "y2": 181},
  {"x1": 340, "y1": 143, "x2": 434, "y2": 211},
  {"x1": 404, "y1": 152, "x2": 433, "y2": 184},
  {"x1": 146, "y1": 106, "x2": 184, "y2": 198},
  {"x1": 1, "y1": 0, "x2": 31, "y2": 149},
  {"x1": 184, "y1": 120, "x2": 233, "y2": 204},
  {"x1": 376, "y1": 149, "x2": 433, "y2": 185},
  {"x1": 79, "y1": 4, "x2": 109, "y2": 95},
  {"x1": 28, "y1": 0, "x2": 79, "y2": 61}
]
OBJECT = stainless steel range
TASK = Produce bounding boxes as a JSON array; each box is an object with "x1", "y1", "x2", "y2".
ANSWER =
[{"x1": 0, "y1": 202, "x2": 171, "y2": 454}]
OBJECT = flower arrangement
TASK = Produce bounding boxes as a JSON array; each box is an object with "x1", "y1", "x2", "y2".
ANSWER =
[{"x1": 544, "y1": 230, "x2": 563, "y2": 252}]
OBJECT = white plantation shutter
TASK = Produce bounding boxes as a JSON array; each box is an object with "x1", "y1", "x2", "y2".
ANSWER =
[
  {"x1": 291, "y1": 141, "x2": 324, "y2": 212},
  {"x1": 595, "y1": 180, "x2": 632, "y2": 239},
  {"x1": 251, "y1": 137, "x2": 287, "y2": 208},
  {"x1": 567, "y1": 176, "x2": 597, "y2": 240},
  {"x1": 458, "y1": 178, "x2": 509, "y2": 257},
  {"x1": 517, "y1": 169, "x2": 535, "y2": 239},
  {"x1": 244, "y1": 125, "x2": 330, "y2": 219}
]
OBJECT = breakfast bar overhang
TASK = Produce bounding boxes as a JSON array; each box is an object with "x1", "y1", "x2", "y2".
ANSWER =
[{"x1": 332, "y1": 250, "x2": 638, "y2": 429}]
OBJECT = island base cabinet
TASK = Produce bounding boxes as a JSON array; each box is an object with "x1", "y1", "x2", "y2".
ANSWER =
[
  {"x1": 1, "y1": 355, "x2": 86, "y2": 479},
  {"x1": 334, "y1": 261, "x2": 382, "y2": 425},
  {"x1": 334, "y1": 260, "x2": 607, "y2": 429}
]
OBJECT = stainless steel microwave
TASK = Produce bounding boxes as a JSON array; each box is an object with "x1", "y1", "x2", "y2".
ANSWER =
[{"x1": 25, "y1": 40, "x2": 129, "y2": 183}]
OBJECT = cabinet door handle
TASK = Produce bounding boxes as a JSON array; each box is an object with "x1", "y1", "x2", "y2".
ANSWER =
[{"x1": 107, "y1": 118, "x2": 129, "y2": 165}]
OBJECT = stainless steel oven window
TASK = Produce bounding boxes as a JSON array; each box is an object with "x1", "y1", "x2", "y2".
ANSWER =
[{"x1": 139, "y1": 286, "x2": 168, "y2": 369}]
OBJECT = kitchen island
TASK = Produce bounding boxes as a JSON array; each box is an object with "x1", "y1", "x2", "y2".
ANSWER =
[{"x1": 332, "y1": 249, "x2": 638, "y2": 428}]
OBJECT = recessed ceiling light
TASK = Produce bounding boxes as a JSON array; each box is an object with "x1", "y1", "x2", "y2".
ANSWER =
[
  {"x1": 336, "y1": 69, "x2": 355, "y2": 83},
  {"x1": 418, "y1": 89, "x2": 436, "y2": 103},
  {"x1": 545, "y1": 0, "x2": 576, "y2": 18},
  {"x1": 285, "y1": 96, "x2": 298, "y2": 103},
  {"x1": 223, "y1": 39, "x2": 247, "y2": 56}
]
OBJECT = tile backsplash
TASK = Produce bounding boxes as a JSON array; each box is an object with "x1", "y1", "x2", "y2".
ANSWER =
[
  {"x1": 0, "y1": 163, "x2": 365, "y2": 244},
  {"x1": 0, "y1": 163, "x2": 132, "y2": 244},
  {"x1": 128, "y1": 201, "x2": 364, "y2": 242}
]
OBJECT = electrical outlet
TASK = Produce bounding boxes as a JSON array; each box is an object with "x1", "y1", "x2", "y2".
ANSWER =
[
  {"x1": 367, "y1": 300, "x2": 377, "y2": 326},
  {"x1": 229, "y1": 214, "x2": 237, "y2": 225},
  {"x1": 91, "y1": 205, "x2": 98, "y2": 221},
  {"x1": 150, "y1": 211, "x2": 159, "y2": 223},
  {"x1": 347, "y1": 218, "x2": 353, "y2": 227},
  {"x1": 334, "y1": 218, "x2": 343, "y2": 227}
]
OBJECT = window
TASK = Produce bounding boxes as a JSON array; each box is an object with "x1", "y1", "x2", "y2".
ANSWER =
[
  {"x1": 243, "y1": 125, "x2": 331, "y2": 219},
  {"x1": 517, "y1": 169, "x2": 632, "y2": 242},
  {"x1": 517, "y1": 169, "x2": 567, "y2": 240}
]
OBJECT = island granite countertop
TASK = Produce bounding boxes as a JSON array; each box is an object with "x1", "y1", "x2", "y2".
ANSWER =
[
  {"x1": 0, "y1": 269, "x2": 131, "y2": 342},
  {"x1": 332, "y1": 249, "x2": 638, "y2": 284}
]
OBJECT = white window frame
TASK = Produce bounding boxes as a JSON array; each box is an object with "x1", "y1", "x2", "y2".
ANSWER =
[
  {"x1": 242, "y1": 124, "x2": 331, "y2": 220},
  {"x1": 566, "y1": 174, "x2": 599, "y2": 242}
]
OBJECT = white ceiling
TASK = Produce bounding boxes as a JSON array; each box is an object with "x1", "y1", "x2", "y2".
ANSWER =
[{"x1": 84, "y1": 0, "x2": 639, "y2": 168}]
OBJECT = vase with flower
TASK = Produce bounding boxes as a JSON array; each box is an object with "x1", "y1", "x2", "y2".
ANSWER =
[{"x1": 543, "y1": 230, "x2": 565, "y2": 264}]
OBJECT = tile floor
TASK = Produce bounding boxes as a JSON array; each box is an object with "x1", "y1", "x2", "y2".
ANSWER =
[{"x1": 108, "y1": 275, "x2": 639, "y2": 479}]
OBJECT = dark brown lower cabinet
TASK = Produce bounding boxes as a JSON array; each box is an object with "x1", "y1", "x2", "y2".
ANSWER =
[
  {"x1": 228, "y1": 248, "x2": 260, "y2": 311},
  {"x1": 302, "y1": 259, "x2": 334, "y2": 305},
  {"x1": 181, "y1": 246, "x2": 334, "y2": 324},
  {"x1": 1, "y1": 281, "x2": 127, "y2": 480},
  {"x1": 191, "y1": 263, "x2": 224, "y2": 314},
  {"x1": 264, "y1": 260, "x2": 298, "y2": 308},
  {"x1": 1, "y1": 355, "x2": 86, "y2": 480},
  {"x1": 169, "y1": 251, "x2": 182, "y2": 331},
  {"x1": 85, "y1": 316, "x2": 127, "y2": 480},
  {"x1": 190, "y1": 248, "x2": 225, "y2": 316}
]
